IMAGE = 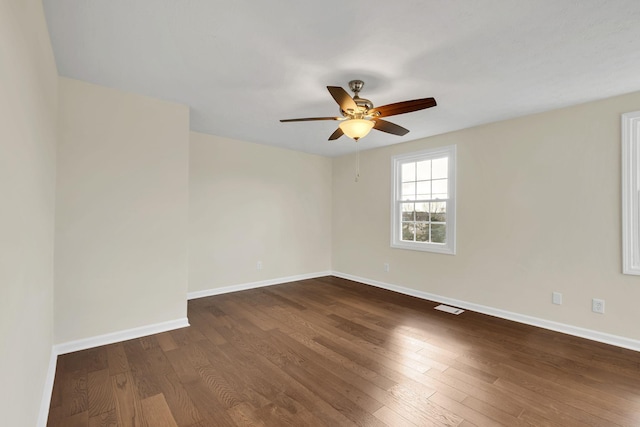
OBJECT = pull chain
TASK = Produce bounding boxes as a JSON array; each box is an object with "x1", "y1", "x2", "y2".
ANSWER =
[{"x1": 355, "y1": 141, "x2": 360, "y2": 182}]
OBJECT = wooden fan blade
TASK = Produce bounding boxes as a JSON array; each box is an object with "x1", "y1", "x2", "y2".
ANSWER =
[
  {"x1": 373, "y1": 119, "x2": 409, "y2": 136},
  {"x1": 369, "y1": 98, "x2": 437, "y2": 118},
  {"x1": 327, "y1": 86, "x2": 358, "y2": 112},
  {"x1": 328, "y1": 128, "x2": 344, "y2": 140},
  {"x1": 280, "y1": 117, "x2": 341, "y2": 122}
]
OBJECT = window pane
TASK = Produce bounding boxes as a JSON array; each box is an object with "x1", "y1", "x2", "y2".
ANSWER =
[
  {"x1": 432, "y1": 157, "x2": 448, "y2": 179},
  {"x1": 402, "y1": 182, "x2": 416, "y2": 200},
  {"x1": 401, "y1": 162, "x2": 416, "y2": 182},
  {"x1": 431, "y1": 224, "x2": 446, "y2": 243},
  {"x1": 416, "y1": 181, "x2": 431, "y2": 199},
  {"x1": 430, "y1": 202, "x2": 446, "y2": 222},
  {"x1": 416, "y1": 223, "x2": 429, "y2": 242},
  {"x1": 416, "y1": 160, "x2": 431, "y2": 181},
  {"x1": 402, "y1": 223, "x2": 415, "y2": 241},
  {"x1": 402, "y1": 203, "x2": 415, "y2": 221},
  {"x1": 415, "y1": 203, "x2": 429, "y2": 221},
  {"x1": 432, "y1": 179, "x2": 448, "y2": 199}
]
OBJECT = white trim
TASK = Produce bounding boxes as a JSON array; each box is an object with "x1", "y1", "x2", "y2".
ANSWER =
[
  {"x1": 187, "y1": 271, "x2": 332, "y2": 300},
  {"x1": 37, "y1": 349, "x2": 58, "y2": 427},
  {"x1": 391, "y1": 145, "x2": 456, "y2": 255},
  {"x1": 54, "y1": 317, "x2": 190, "y2": 355},
  {"x1": 622, "y1": 111, "x2": 640, "y2": 275},
  {"x1": 332, "y1": 271, "x2": 640, "y2": 353}
]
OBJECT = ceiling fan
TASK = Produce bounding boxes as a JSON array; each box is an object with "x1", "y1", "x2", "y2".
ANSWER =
[{"x1": 280, "y1": 80, "x2": 437, "y2": 141}]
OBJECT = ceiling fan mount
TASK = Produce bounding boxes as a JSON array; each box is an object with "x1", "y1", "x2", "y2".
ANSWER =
[
  {"x1": 280, "y1": 80, "x2": 437, "y2": 141},
  {"x1": 349, "y1": 79, "x2": 365, "y2": 94}
]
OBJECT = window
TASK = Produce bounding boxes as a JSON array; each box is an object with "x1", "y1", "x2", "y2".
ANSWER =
[
  {"x1": 622, "y1": 111, "x2": 640, "y2": 274},
  {"x1": 391, "y1": 145, "x2": 456, "y2": 254}
]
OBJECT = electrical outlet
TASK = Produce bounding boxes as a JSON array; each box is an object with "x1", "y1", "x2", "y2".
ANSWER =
[
  {"x1": 257, "y1": 261, "x2": 263, "y2": 270},
  {"x1": 592, "y1": 298, "x2": 605, "y2": 314},
  {"x1": 552, "y1": 292, "x2": 562, "y2": 305},
  {"x1": 383, "y1": 263, "x2": 390, "y2": 272}
]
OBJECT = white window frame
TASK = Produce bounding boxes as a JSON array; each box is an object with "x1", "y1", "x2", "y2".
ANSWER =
[
  {"x1": 391, "y1": 145, "x2": 456, "y2": 254},
  {"x1": 622, "y1": 111, "x2": 640, "y2": 275}
]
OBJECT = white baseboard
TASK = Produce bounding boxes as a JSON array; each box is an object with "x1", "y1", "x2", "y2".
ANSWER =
[
  {"x1": 54, "y1": 317, "x2": 190, "y2": 355},
  {"x1": 332, "y1": 271, "x2": 640, "y2": 353},
  {"x1": 37, "y1": 349, "x2": 58, "y2": 427},
  {"x1": 187, "y1": 270, "x2": 332, "y2": 300}
]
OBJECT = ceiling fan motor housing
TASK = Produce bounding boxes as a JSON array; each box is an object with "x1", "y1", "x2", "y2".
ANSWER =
[{"x1": 341, "y1": 80, "x2": 373, "y2": 116}]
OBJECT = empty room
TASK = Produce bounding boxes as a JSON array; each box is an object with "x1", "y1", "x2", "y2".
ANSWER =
[{"x1": 3, "y1": 0, "x2": 640, "y2": 426}]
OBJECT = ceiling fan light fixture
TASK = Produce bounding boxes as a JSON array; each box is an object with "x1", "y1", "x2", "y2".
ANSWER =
[{"x1": 339, "y1": 119, "x2": 374, "y2": 140}]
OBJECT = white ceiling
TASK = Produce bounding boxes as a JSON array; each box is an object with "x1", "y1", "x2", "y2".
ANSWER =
[{"x1": 43, "y1": 0, "x2": 640, "y2": 157}]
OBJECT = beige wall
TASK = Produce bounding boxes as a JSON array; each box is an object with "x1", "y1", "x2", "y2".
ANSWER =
[
  {"x1": 55, "y1": 78, "x2": 189, "y2": 343},
  {"x1": 189, "y1": 132, "x2": 332, "y2": 292},
  {"x1": 333, "y1": 91, "x2": 640, "y2": 341},
  {"x1": 0, "y1": 0, "x2": 58, "y2": 424}
]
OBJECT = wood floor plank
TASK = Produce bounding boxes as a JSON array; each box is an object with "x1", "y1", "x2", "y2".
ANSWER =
[
  {"x1": 189, "y1": 310, "x2": 228, "y2": 345},
  {"x1": 429, "y1": 392, "x2": 504, "y2": 427},
  {"x1": 138, "y1": 336, "x2": 159, "y2": 351},
  {"x1": 140, "y1": 393, "x2": 178, "y2": 427},
  {"x1": 435, "y1": 366, "x2": 524, "y2": 417},
  {"x1": 372, "y1": 405, "x2": 419, "y2": 427},
  {"x1": 156, "y1": 332, "x2": 179, "y2": 352},
  {"x1": 196, "y1": 363, "x2": 245, "y2": 409},
  {"x1": 87, "y1": 368, "x2": 115, "y2": 417},
  {"x1": 59, "y1": 410, "x2": 89, "y2": 427},
  {"x1": 121, "y1": 341, "x2": 163, "y2": 399},
  {"x1": 385, "y1": 383, "x2": 463, "y2": 427},
  {"x1": 516, "y1": 409, "x2": 567, "y2": 427},
  {"x1": 88, "y1": 408, "x2": 118, "y2": 427},
  {"x1": 111, "y1": 371, "x2": 144, "y2": 427},
  {"x1": 152, "y1": 370, "x2": 202, "y2": 426},
  {"x1": 46, "y1": 405, "x2": 64, "y2": 427},
  {"x1": 181, "y1": 379, "x2": 238, "y2": 426},
  {"x1": 251, "y1": 400, "x2": 321, "y2": 427},
  {"x1": 105, "y1": 343, "x2": 129, "y2": 376},
  {"x1": 61, "y1": 368, "x2": 88, "y2": 418},
  {"x1": 226, "y1": 402, "x2": 267, "y2": 427},
  {"x1": 163, "y1": 346, "x2": 202, "y2": 384},
  {"x1": 47, "y1": 276, "x2": 640, "y2": 427},
  {"x1": 221, "y1": 298, "x2": 282, "y2": 332},
  {"x1": 460, "y1": 396, "x2": 529, "y2": 427},
  {"x1": 63, "y1": 348, "x2": 108, "y2": 373}
]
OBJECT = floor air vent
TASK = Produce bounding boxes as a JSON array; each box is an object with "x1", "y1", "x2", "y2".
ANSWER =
[{"x1": 434, "y1": 304, "x2": 464, "y2": 315}]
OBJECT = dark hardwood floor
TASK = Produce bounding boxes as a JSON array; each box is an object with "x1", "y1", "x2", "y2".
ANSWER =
[{"x1": 47, "y1": 276, "x2": 640, "y2": 426}]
